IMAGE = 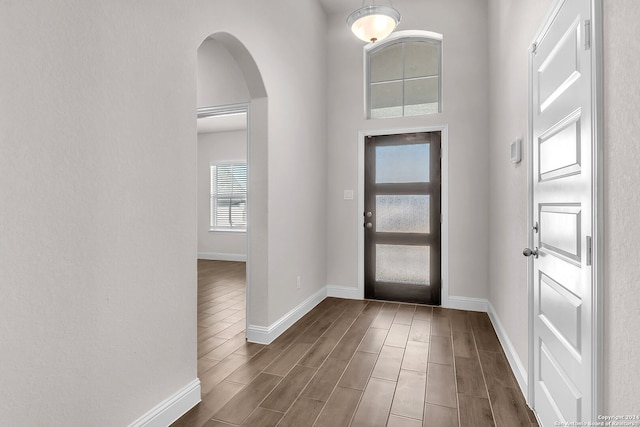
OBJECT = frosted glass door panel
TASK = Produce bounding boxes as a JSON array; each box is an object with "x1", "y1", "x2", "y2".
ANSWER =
[
  {"x1": 376, "y1": 244, "x2": 430, "y2": 285},
  {"x1": 376, "y1": 195, "x2": 430, "y2": 233},
  {"x1": 375, "y1": 144, "x2": 430, "y2": 183}
]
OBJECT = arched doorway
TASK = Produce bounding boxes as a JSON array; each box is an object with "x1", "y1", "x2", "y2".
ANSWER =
[{"x1": 196, "y1": 32, "x2": 268, "y2": 346}]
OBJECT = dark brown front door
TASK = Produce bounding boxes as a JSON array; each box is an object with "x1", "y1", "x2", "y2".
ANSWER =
[{"x1": 364, "y1": 132, "x2": 441, "y2": 305}]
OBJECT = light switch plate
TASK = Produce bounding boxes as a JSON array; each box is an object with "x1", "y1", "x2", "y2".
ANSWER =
[{"x1": 343, "y1": 190, "x2": 354, "y2": 200}]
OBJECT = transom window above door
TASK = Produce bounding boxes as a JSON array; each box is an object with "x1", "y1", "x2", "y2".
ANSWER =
[{"x1": 366, "y1": 31, "x2": 442, "y2": 119}]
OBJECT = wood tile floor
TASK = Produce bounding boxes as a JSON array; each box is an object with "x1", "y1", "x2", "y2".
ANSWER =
[{"x1": 172, "y1": 260, "x2": 538, "y2": 427}]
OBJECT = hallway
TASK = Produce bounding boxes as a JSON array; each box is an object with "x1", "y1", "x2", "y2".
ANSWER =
[{"x1": 173, "y1": 260, "x2": 537, "y2": 427}]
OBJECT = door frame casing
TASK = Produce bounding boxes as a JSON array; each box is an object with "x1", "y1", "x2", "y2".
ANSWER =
[
  {"x1": 197, "y1": 102, "x2": 252, "y2": 335},
  {"x1": 526, "y1": 0, "x2": 604, "y2": 418},
  {"x1": 357, "y1": 125, "x2": 449, "y2": 305}
]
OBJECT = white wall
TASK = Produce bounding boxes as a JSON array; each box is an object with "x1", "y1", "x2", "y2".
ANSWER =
[
  {"x1": 487, "y1": 0, "x2": 553, "y2": 384},
  {"x1": 0, "y1": 0, "x2": 328, "y2": 424},
  {"x1": 0, "y1": 2, "x2": 198, "y2": 425},
  {"x1": 197, "y1": 38, "x2": 250, "y2": 108},
  {"x1": 325, "y1": 0, "x2": 491, "y2": 302},
  {"x1": 603, "y1": 0, "x2": 640, "y2": 414},
  {"x1": 197, "y1": 130, "x2": 248, "y2": 260}
]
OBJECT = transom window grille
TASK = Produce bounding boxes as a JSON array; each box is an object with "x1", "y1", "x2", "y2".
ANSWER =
[
  {"x1": 366, "y1": 33, "x2": 442, "y2": 119},
  {"x1": 210, "y1": 163, "x2": 247, "y2": 231}
]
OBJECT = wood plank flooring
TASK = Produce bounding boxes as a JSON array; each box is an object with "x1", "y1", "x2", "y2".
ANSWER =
[{"x1": 172, "y1": 260, "x2": 538, "y2": 427}]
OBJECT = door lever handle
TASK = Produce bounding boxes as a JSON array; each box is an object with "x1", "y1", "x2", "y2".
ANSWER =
[{"x1": 523, "y1": 247, "x2": 539, "y2": 258}]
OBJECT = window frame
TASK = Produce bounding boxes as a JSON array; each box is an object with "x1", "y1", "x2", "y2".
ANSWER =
[
  {"x1": 364, "y1": 30, "x2": 443, "y2": 119},
  {"x1": 209, "y1": 162, "x2": 248, "y2": 233}
]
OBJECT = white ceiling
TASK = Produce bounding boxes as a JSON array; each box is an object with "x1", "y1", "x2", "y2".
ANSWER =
[
  {"x1": 319, "y1": 0, "x2": 358, "y2": 14},
  {"x1": 319, "y1": 0, "x2": 414, "y2": 15},
  {"x1": 197, "y1": 112, "x2": 247, "y2": 134}
]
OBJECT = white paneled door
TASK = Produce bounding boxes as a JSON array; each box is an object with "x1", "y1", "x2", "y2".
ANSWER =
[{"x1": 528, "y1": 0, "x2": 599, "y2": 425}]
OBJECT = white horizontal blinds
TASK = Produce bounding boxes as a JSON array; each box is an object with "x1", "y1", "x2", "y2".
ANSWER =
[{"x1": 210, "y1": 163, "x2": 247, "y2": 230}]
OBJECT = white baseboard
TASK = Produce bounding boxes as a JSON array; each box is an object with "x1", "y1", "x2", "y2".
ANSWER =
[
  {"x1": 487, "y1": 302, "x2": 528, "y2": 397},
  {"x1": 128, "y1": 379, "x2": 200, "y2": 427},
  {"x1": 246, "y1": 287, "x2": 327, "y2": 345},
  {"x1": 445, "y1": 295, "x2": 489, "y2": 312},
  {"x1": 326, "y1": 284, "x2": 361, "y2": 300},
  {"x1": 198, "y1": 252, "x2": 247, "y2": 262}
]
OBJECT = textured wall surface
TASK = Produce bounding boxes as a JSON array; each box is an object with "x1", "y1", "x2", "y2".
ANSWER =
[
  {"x1": 0, "y1": 2, "x2": 198, "y2": 424},
  {"x1": 603, "y1": 0, "x2": 640, "y2": 415}
]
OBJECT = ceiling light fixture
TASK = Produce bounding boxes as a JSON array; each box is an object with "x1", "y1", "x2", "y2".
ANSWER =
[{"x1": 346, "y1": 1, "x2": 401, "y2": 43}]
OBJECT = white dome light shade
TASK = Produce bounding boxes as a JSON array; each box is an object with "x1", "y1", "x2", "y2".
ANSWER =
[{"x1": 347, "y1": 5, "x2": 401, "y2": 43}]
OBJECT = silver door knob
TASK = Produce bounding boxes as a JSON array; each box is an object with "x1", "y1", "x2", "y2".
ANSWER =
[
  {"x1": 365, "y1": 212, "x2": 373, "y2": 218},
  {"x1": 523, "y1": 247, "x2": 539, "y2": 258},
  {"x1": 365, "y1": 223, "x2": 373, "y2": 229}
]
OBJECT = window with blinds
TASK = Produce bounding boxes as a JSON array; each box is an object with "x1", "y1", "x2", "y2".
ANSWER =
[{"x1": 210, "y1": 163, "x2": 247, "y2": 231}]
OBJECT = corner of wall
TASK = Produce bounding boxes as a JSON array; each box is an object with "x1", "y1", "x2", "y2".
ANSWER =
[
  {"x1": 326, "y1": 284, "x2": 361, "y2": 300},
  {"x1": 198, "y1": 252, "x2": 247, "y2": 262},
  {"x1": 444, "y1": 295, "x2": 529, "y2": 398},
  {"x1": 246, "y1": 286, "x2": 327, "y2": 344},
  {"x1": 445, "y1": 296, "x2": 489, "y2": 312},
  {"x1": 128, "y1": 379, "x2": 201, "y2": 427},
  {"x1": 487, "y1": 301, "x2": 529, "y2": 397}
]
